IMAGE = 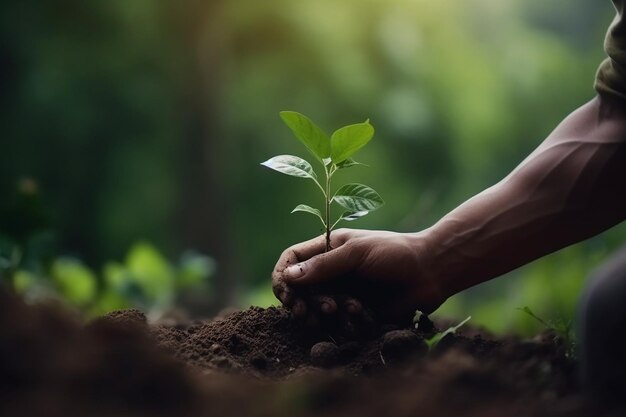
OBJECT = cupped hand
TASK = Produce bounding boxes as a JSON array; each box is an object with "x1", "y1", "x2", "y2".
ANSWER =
[{"x1": 271, "y1": 228, "x2": 448, "y2": 324}]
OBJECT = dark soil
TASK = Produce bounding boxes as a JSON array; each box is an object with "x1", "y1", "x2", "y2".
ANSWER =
[{"x1": 0, "y1": 288, "x2": 617, "y2": 417}]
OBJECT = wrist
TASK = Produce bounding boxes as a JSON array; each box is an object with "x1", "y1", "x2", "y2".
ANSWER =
[{"x1": 407, "y1": 228, "x2": 456, "y2": 310}]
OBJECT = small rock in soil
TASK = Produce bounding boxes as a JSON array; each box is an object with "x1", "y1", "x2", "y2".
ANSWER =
[
  {"x1": 310, "y1": 342, "x2": 340, "y2": 368},
  {"x1": 209, "y1": 343, "x2": 224, "y2": 355},
  {"x1": 249, "y1": 353, "x2": 268, "y2": 370},
  {"x1": 381, "y1": 330, "x2": 427, "y2": 363}
]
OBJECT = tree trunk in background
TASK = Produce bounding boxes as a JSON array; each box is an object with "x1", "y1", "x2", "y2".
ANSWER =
[{"x1": 173, "y1": 0, "x2": 238, "y2": 316}]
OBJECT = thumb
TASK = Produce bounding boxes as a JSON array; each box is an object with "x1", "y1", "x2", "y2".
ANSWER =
[{"x1": 283, "y1": 243, "x2": 360, "y2": 285}]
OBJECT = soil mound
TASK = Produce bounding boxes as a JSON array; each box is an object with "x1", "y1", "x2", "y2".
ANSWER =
[
  {"x1": 150, "y1": 306, "x2": 438, "y2": 377},
  {"x1": 0, "y1": 290, "x2": 201, "y2": 417},
  {"x1": 153, "y1": 306, "x2": 312, "y2": 376},
  {"x1": 0, "y1": 288, "x2": 616, "y2": 417}
]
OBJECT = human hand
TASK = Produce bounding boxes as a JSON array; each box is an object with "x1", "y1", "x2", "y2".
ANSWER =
[{"x1": 272, "y1": 228, "x2": 448, "y2": 324}]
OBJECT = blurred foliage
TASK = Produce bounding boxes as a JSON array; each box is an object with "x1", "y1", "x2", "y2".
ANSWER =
[
  {"x1": 0, "y1": 0, "x2": 622, "y2": 333},
  {"x1": 0, "y1": 178, "x2": 215, "y2": 316},
  {"x1": 8, "y1": 242, "x2": 215, "y2": 318}
]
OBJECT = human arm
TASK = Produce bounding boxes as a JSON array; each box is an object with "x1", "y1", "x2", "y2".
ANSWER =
[
  {"x1": 423, "y1": 95, "x2": 626, "y2": 297},
  {"x1": 272, "y1": 96, "x2": 626, "y2": 322}
]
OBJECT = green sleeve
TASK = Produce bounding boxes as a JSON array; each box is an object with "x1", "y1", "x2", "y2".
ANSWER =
[{"x1": 596, "y1": 0, "x2": 626, "y2": 100}]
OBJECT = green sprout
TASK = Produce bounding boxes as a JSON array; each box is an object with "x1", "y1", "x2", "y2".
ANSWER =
[
  {"x1": 262, "y1": 111, "x2": 384, "y2": 251},
  {"x1": 517, "y1": 306, "x2": 575, "y2": 357},
  {"x1": 425, "y1": 316, "x2": 472, "y2": 349}
]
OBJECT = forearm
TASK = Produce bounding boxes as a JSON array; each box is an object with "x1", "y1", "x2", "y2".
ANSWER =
[{"x1": 423, "y1": 97, "x2": 626, "y2": 298}]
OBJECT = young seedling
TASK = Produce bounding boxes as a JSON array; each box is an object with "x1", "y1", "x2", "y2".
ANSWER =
[
  {"x1": 517, "y1": 306, "x2": 576, "y2": 357},
  {"x1": 424, "y1": 316, "x2": 472, "y2": 349},
  {"x1": 261, "y1": 111, "x2": 384, "y2": 251}
]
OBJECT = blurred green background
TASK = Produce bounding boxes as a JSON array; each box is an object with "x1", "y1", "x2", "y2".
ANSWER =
[{"x1": 0, "y1": 0, "x2": 622, "y2": 334}]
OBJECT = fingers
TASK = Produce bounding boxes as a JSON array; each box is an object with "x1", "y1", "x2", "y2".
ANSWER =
[
  {"x1": 287, "y1": 295, "x2": 338, "y2": 321},
  {"x1": 283, "y1": 241, "x2": 362, "y2": 286},
  {"x1": 272, "y1": 244, "x2": 303, "y2": 307},
  {"x1": 343, "y1": 298, "x2": 362, "y2": 315},
  {"x1": 290, "y1": 235, "x2": 327, "y2": 263},
  {"x1": 291, "y1": 298, "x2": 307, "y2": 318},
  {"x1": 297, "y1": 294, "x2": 364, "y2": 322},
  {"x1": 300, "y1": 295, "x2": 374, "y2": 336},
  {"x1": 290, "y1": 231, "x2": 351, "y2": 263},
  {"x1": 272, "y1": 229, "x2": 355, "y2": 305},
  {"x1": 271, "y1": 230, "x2": 360, "y2": 322},
  {"x1": 313, "y1": 295, "x2": 338, "y2": 314},
  {"x1": 272, "y1": 232, "x2": 349, "y2": 301},
  {"x1": 272, "y1": 278, "x2": 295, "y2": 307}
]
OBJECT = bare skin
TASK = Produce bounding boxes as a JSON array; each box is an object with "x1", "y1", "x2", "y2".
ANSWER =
[{"x1": 272, "y1": 96, "x2": 626, "y2": 323}]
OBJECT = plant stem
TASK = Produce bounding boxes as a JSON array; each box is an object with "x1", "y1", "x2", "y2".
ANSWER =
[{"x1": 325, "y1": 167, "x2": 331, "y2": 252}]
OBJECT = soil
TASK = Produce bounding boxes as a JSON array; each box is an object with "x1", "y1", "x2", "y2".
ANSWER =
[{"x1": 0, "y1": 288, "x2": 619, "y2": 417}]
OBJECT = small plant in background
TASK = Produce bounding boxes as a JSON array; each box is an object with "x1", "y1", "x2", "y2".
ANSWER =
[
  {"x1": 0, "y1": 245, "x2": 21, "y2": 282},
  {"x1": 517, "y1": 306, "x2": 576, "y2": 357},
  {"x1": 262, "y1": 111, "x2": 384, "y2": 251},
  {"x1": 0, "y1": 177, "x2": 56, "y2": 284},
  {"x1": 0, "y1": 178, "x2": 216, "y2": 318},
  {"x1": 12, "y1": 242, "x2": 216, "y2": 318}
]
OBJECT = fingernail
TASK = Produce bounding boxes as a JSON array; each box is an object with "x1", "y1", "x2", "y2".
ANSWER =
[{"x1": 285, "y1": 263, "x2": 306, "y2": 280}]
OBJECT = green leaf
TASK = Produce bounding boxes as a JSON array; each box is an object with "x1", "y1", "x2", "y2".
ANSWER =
[
  {"x1": 291, "y1": 204, "x2": 325, "y2": 225},
  {"x1": 260, "y1": 155, "x2": 318, "y2": 180},
  {"x1": 333, "y1": 183, "x2": 384, "y2": 212},
  {"x1": 330, "y1": 210, "x2": 369, "y2": 231},
  {"x1": 280, "y1": 111, "x2": 330, "y2": 161},
  {"x1": 177, "y1": 252, "x2": 216, "y2": 289},
  {"x1": 124, "y1": 241, "x2": 175, "y2": 306},
  {"x1": 340, "y1": 210, "x2": 369, "y2": 221},
  {"x1": 336, "y1": 158, "x2": 367, "y2": 170},
  {"x1": 330, "y1": 119, "x2": 374, "y2": 163},
  {"x1": 13, "y1": 270, "x2": 37, "y2": 294},
  {"x1": 51, "y1": 258, "x2": 98, "y2": 306}
]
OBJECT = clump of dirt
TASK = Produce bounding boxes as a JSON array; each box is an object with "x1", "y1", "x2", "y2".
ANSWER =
[
  {"x1": 381, "y1": 330, "x2": 428, "y2": 365},
  {"x1": 152, "y1": 307, "x2": 314, "y2": 376},
  {"x1": 310, "y1": 342, "x2": 340, "y2": 368},
  {"x1": 0, "y1": 287, "x2": 621, "y2": 417},
  {"x1": 0, "y1": 289, "x2": 202, "y2": 417},
  {"x1": 149, "y1": 306, "x2": 437, "y2": 377}
]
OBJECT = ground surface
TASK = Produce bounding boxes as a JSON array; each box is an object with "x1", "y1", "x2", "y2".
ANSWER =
[{"x1": 0, "y1": 289, "x2": 615, "y2": 417}]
